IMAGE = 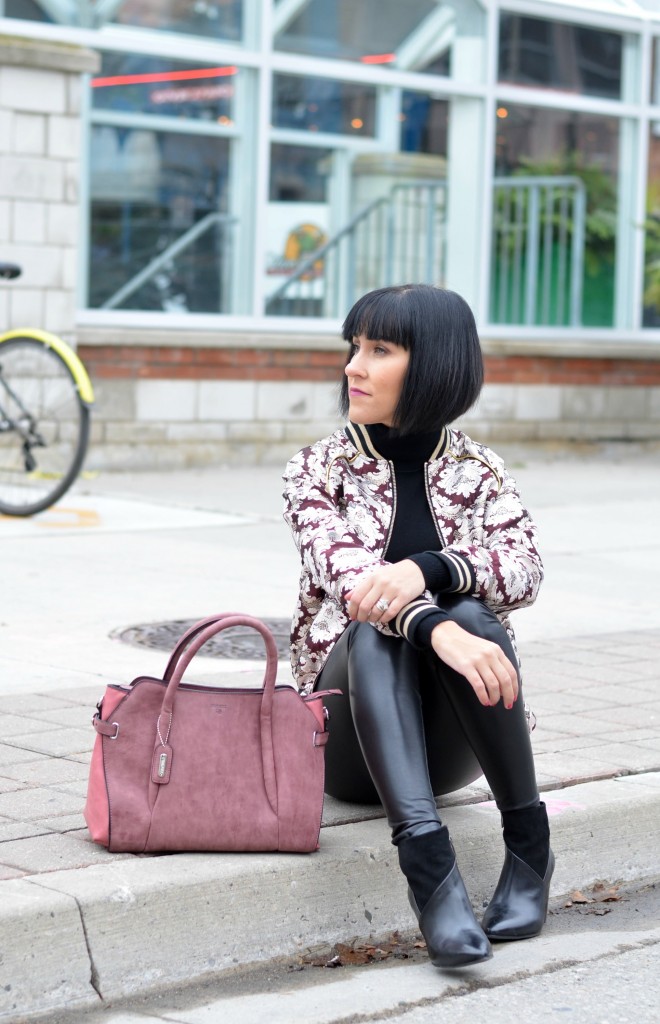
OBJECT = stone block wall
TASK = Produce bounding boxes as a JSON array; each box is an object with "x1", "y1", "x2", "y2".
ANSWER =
[
  {"x1": 76, "y1": 329, "x2": 660, "y2": 468},
  {"x1": 0, "y1": 36, "x2": 99, "y2": 341},
  {"x1": 76, "y1": 333, "x2": 346, "y2": 468},
  {"x1": 460, "y1": 349, "x2": 660, "y2": 445}
]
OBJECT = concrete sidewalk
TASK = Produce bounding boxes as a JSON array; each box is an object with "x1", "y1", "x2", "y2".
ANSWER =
[{"x1": 1, "y1": 450, "x2": 659, "y2": 1021}]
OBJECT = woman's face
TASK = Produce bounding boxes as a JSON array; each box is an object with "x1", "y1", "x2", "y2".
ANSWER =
[{"x1": 345, "y1": 334, "x2": 410, "y2": 427}]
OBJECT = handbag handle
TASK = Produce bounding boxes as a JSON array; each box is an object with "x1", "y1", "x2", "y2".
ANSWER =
[
  {"x1": 162, "y1": 613, "x2": 242, "y2": 683},
  {"x1": 157, "y1": 614, "x2": 280, "y2": 813}
]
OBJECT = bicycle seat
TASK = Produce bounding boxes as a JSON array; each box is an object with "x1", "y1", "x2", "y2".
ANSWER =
[{"x1": 0, "y1": 263, "x2": 22, "y2": 280}]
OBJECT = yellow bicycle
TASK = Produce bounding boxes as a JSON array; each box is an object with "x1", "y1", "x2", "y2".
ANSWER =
[{"x1": 0, "y1": 262, "x2": 95, "y2": 516}]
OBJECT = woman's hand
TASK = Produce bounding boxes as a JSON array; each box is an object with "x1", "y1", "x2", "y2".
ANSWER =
[
  {"x1": 430, "y1": 620, "x2": 519, "y2": 709},
  {"x1": 347, "y1": 560, "x2": 425, "y2": 624}
]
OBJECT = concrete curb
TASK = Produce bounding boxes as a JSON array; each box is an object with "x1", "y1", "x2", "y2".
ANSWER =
[{"x1": 2, "y1": 772, "x2": 660, "y2": 1022}]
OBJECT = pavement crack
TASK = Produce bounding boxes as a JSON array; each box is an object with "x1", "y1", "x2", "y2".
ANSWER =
[{"x1": 73, "y1": 894, "x2": 104, "y2": 1002}]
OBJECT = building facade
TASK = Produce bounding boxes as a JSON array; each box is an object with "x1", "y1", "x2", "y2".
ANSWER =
[{"x1": 1, "y1": 0, "x2": 660, "y2": 466}]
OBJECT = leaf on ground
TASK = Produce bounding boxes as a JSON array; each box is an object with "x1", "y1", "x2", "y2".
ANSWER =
[
  {"x1": 298, "y1": 930, "x2": 423, "y2": 969},
  {"x1": 334, "y1": 944, "x2": 372, "y2": 965},
  {"x1": 591, "y1": 882, "x2": 621, "y2": 902},
  {"x1": 565, "y1": 882, "x2": 621, "y2": 910}
]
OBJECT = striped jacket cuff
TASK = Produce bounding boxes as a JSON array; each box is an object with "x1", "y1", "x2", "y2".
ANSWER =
[
  {"x1": 436, "y1": 551, "x2": 476, "y2": 594},
  {"x1": 393, "y1": 599, "x2": 445, "y2": 643}
]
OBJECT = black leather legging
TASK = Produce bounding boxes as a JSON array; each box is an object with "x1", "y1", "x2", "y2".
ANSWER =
[{"x1": 315, "y1": 595, "x2": 540, "y2": 843}]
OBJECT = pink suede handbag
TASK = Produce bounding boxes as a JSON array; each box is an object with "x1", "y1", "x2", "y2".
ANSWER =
[{"x1": 84, "y1": 614, "x2": 339, "y2": 854}]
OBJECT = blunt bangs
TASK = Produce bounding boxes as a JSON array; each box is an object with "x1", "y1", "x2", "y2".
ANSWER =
[
  {"x1": 339, "y1": 284, "x2": 484, "y2": 434},
  {"x1": 341, "y1": 287, "x2": 416, "y2": 349}
]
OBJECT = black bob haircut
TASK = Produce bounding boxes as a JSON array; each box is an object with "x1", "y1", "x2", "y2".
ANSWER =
[{"x1": 339, "y1": 284, "x2": 484, "y2": 435}]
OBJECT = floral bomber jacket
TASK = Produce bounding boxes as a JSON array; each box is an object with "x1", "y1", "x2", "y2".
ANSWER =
[{"x1": 283, "y1": 421, "x2": 544, "y2": 695}]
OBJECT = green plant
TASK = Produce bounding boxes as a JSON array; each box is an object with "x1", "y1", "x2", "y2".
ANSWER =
[
  {"x1": 643, "y1": 180, "x2": 660, "y2": 311},
  {"x1": 514, "y1": 151, "x2": 617, "y2": 277}
]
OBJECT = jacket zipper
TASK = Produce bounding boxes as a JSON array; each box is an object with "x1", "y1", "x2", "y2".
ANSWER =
[
  {"x1": 383, "y1": 460, "x2": 397, "y2": 556},
  {"x1": 424, "y1": 463, "x2": 447, "y2": 549}
]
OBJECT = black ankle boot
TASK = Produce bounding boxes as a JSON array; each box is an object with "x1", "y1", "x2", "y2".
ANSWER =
[
  {"x1": 398, "y1": 826, "x2": 492, "y2": 968},
  {"x1": 482, "y1": 803, "x2": 554, "y2": 942}
]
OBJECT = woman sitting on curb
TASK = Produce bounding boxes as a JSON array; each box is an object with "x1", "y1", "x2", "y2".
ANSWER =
[{"x1": 283, "y1": 284, "x2": 553, "y2": 968}]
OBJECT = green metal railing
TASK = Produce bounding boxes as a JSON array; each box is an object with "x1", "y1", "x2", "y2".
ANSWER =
[{"x1": 491, "y1": 176, "x2": 586, "y2": 326}]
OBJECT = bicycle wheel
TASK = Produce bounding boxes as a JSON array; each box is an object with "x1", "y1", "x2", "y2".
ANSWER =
[{"x1": 0, "y1": 336, "x2": 91, "y2": 516}]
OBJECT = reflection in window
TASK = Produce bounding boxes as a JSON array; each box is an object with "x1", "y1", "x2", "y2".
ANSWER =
[
  {"x1": 91, "y1": 53, "x2": 236, "y2": 123},
  {"x1": 269, "y1": 145, "x2": 331, "y2": 202},
  {"x1": 652, "y1": 37, "x2": 660, "y2": 105},
  {"x1": 273, "y1": 75, "x2": 376, "y2": 136},
  {"x1": 273, "y1": 0, "x2": 476, "y2": 75},
  {"x1": 274, "y1": 0, "x2": 434, "y2": 64},
  {"x1": 5, "y1": 0, "x2": 51, "y2": 21},
  {"x1": 4, "y1": 0, "x2": 243, "y2": 39},
  {"x1": 266, "y1": 145, "x2": 332, "y2": 316},
  {"x1": 646, "y1": 41, "x2": 660, "y2": 325},
  {"x1": 499, "y1": 14, "x2": 622, "y2": 101},
  {"x1": 89, "y1": 128, "x2": 232, "y2": 312},
  {"x1": 400, "y1": 92, "x2": 449, "y2": 156},
  {"x1": 643, "y1": 125, "x2": 660, "y2": 327},
  {"x1": 100, "y1": 0, "x2": 242, "y2": 39},
  {"x1": 266, "y1": 144, "x2": 448, "y2": 318},
  {"x1": 491, "y1": 105, "x2": 619, "y2": 327}
]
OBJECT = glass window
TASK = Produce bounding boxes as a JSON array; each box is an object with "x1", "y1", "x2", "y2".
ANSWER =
[
  {"x1": 91, "y1": 53, "x2": 237, "y2": 124},
  {"x1": 652, "y1": 37, "x2": 660, "y2": 105},
  {"x1": 491, "y1": 105, "x2": 619, "y2": 327},
  {"x1": 3, "y1": 0, "x2": 243, "y2": 39},
  {"x1": 265, "y1": 135, "x2": 448, "y2": 318},
  {"x1": 269, "y1": 144, "x2": 331, "y2": 202},
  {"x1": 400, "y1": 92, "x2": 449, "y2": 156},
  {"x1": 274, "y1": 0, "x2": 435, "y2": 64},
  {"x1": 266, "y1": 145, "x2": 333, "y2": 316},
  {"x1": 643, "y1": 123, "x2": 660, "y2": 327},
  {"x1": 273, "y1": 0, "x2": 484, "y2": 81},
  {"x1": 647, "y1": 41, "x2": 660, "y2": 326},
  {"x1": 4, "y1": 0, "x2": 51, "y2": 21},
  {"x1": 97, "y1": 0, "x2": 242, "y2": 40},
  {"x1": 272, "y1": 74, "x2": 376, "y2": 137},
  {"x1": 498, "y1": 14, "x2": 623, "y2": 100},
  {"x1": 89, "y1": 128, "x2": 233, "y2": 313}
]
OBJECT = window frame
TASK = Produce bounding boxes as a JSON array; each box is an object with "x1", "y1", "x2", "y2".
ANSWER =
[{"x1": 4, "y1": 0, "x2": 660, "y2": 340}]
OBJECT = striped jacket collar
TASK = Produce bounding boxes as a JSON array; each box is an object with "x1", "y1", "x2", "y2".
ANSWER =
[{"x1": 344, "y1": 422, "x2": 450, "y2": 462}]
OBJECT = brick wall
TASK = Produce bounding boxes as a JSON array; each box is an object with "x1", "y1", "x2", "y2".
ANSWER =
[
  {"x1": 75, "y1": 333, "x2": 660, "y2": 468},
  {"x1": 0, "y1": 36, "x2": 99, "y2": 341},
  {"x1": 79, "y1": 343, "x2": 660, "y2": 387}
]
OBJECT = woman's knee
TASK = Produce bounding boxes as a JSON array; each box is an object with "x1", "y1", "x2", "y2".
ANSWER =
[
  {"x1": 439, "y1": 594, "x2": 503, "y2": 640},
  {"x1": 345, "y1": 619, "x2": 391, "y2": 655},
  {"x1": 346, "y1": 621, "x2": 415, "y2": 686},
  {"x1": 318, "y1": 621, "x2": 411, "y2": 706}
]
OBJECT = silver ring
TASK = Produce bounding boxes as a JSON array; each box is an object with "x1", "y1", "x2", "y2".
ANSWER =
[{"x1": 375, "y1": 598, "x2": 390, "y2": 613}]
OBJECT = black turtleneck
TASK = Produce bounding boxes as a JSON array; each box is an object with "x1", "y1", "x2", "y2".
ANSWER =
[{"x1": 364, "y1": 424, "x2": 453, "y2": 648}]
